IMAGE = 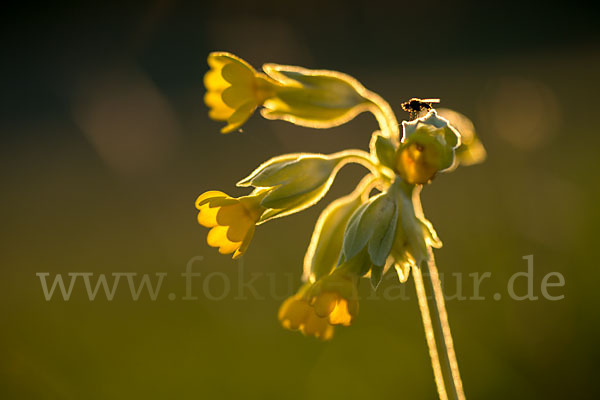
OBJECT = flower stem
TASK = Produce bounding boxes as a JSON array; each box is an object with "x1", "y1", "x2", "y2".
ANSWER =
[{"x1": 413, "y1": 250, "x2": 466, "y2": 400}]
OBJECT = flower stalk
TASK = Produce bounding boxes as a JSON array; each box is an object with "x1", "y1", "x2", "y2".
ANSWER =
[{"x1": 414, "y1": 251, "x2": 466, "y2": 400}]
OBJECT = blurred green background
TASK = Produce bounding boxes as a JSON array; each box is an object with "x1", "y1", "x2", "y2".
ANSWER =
[{"x1": 2, "y1": 2, "x2": 599, "y2": 399}]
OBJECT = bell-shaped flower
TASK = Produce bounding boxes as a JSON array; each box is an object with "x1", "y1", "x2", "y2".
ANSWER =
[
  {"x1": 237, "y1": 152, "x2": 348, "y2": 222},
  {"x1": 195, "y1": 190, "x2": 267, "y2": 259},
  {"x1": 306, "y1": 263, "x2": 361, "y2": 326},
  {"x1": 395, "y1": 110, "x2": 461, "y2": 184},
  {"x1": 204, "y1": 52, "x2": 276, "y2": 133},
  {"x1": 278, "y1": 284, "x2": 335, "y2": 340}
]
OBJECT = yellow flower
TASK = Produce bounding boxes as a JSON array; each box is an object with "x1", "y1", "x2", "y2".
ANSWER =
[
  {"x1": 278, "y1": 287, "x2": 335, "y2": 340},
  {"x1": 397, "y1": 142, "x2": 441, "y2": 184},
  {"x1": 204, "y1": 52, "x2": 275, "y2": 134},
  {"x1": 307, "y1": 269, "x2": 359, "y2": 326},
  {"x1": 396, "y1": 110, "x2": 460, "y2": 184},
  {"x1": 195, "y1": 190, "x2": 266, "y2": 259}
]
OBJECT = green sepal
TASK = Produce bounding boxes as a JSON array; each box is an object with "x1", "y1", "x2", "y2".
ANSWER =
[
  {"x1": 303, "y1": 191, "x2": 363, "y2": 281},
  {"x1": 238, "y1": 154, "x2": 343, "y2": 223},
  {"x1": 370, "y1": 264, "x2": 384, "y2": 290},
  {"x1": 371, "y1": 134, "x2": 397, "y2": 169},
  {"x1": 342, "y1": 180, "x2": 400, "y2": 268}
]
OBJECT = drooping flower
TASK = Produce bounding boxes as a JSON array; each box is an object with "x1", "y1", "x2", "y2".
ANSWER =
[
  {"x1": 195, "y1": 190, "x2": 267, "y2": 259},
  {"x1": 306, "y1": 266, "x2": 360, "y2": 326},
  {"x1": 204, "y1": 51, "x2": 397, "y2": 136},
  {"x1": 395, "y1": 110, "x2": 461, "y2": 184},
  {"x1": 278, "y1": 285, "x2": 335, "y2": 341},
  {"x1": 204, "y1": 52, "x2": 276, "y2": 133}
]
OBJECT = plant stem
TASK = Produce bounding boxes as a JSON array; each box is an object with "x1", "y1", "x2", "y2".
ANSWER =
[{"x1": 413, "y1": 249, "x2": 466, "y2": 400}]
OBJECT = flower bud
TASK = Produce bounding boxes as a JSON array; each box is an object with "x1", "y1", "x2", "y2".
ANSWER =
[{"x1": 237, "y1": 153, "x2": 345, "y2": 222}]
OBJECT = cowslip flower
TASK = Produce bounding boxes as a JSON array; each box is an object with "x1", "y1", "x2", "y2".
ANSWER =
[
  {"x1": 198, "y1": 51, "x2": 486, "y2": 399},
  {"x1": 204, "y1": 52, "x2": 276, "y2": 133},
  {"x1": 278, "y1": 284, "x2": 334, "y2": 340},
  {"x1": 306, "y1": 265, "x2": 360, "y2": 326},
  {"x1": 395, "y1": 110, "x2": 460, "y2": 184},
  {"x1": 195, "y1": 190, "x2": 266, "y2": 259},
  {"x1": 204, "y1": 51, "x2": 399, "y2": 138}
]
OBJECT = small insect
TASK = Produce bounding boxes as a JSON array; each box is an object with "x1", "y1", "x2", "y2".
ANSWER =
[{"x1": 401, "y1": 98, "x2": 440, "y2": 120}]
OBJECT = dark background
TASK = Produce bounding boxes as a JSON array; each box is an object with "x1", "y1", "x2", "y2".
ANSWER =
[{"x1": 1, "y1": 1, "x2": 599, "y2": 399}]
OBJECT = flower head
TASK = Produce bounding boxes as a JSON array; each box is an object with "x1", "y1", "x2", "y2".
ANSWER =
[
  {"x1": 278, "y1": 285, "x2": 335, "y2": 340},
  {"x1": 195, "y1": 190, "x2": 266, "y2": 259},
  {"x1": 204, "y1": 52, "x2": 275, "y2": 133}
]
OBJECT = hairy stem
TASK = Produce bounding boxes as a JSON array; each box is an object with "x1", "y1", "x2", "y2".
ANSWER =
[
  {"x1": 364, "y1": 93, "x2": 400, "y2": 143},
  {"x1": 333, "y1": 149, "x2": 394, "y2": 182},
  {"x1": 413, "y1": 250, "x2": 466, "y2": 400}
]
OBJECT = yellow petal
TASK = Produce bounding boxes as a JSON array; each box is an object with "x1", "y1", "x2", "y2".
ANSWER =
[
  {"x1": 222, "y1": 85, "x2": 255, "y2": 109},
  {"x1": 222, "y1": 101, "x2": 257, "y2": 134},
  {"x1": 207, "y1": 226, "x2": 241, "y2": 255},
  {"x1": 205, "y1": 92, "x2": 234, "y2": 121},
  {"x1": 301, "y1": 312, "x2": 333, "y2": 340},
  {"x1": 195, "y1": 191, "x2": 228, "y2": 209},
  {"x1": 328, "y1": 299, "x2": 353, "y2": 326},
  {"x1": 204, "y1": 69, "x2": 229, "y2": 91},
  {"x1": 226, "y1": 218, "x2": 253, "y2": 243},
  {"x1": 233, "y1": 225, "x2": 255, "y2": 259},
  {"x1": 313, "y1": 292, "x2": 337, "y2": 318},
  {"x1": 197, "y1": 204, "x2": 220, "y2": 228},
  {"x1": 221, "y1": 61, "x2": 255, "y2": 86},
  {"x1": 196, "y1": 191, "x2": 229, "y2": 228},
  {"x1": 216, "y1": 203, "x2": 248, "y2": 225},
  {"x1": 278, "y1": 296, "x2": 310, "y2": 331}
]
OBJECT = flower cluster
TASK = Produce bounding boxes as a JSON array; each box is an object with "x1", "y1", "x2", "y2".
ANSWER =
[{"x1": 196, "y1": 52, "x2": 486, "y2": 340}]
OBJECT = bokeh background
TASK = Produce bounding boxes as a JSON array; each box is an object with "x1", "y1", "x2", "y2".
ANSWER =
[{"x1": 2, "y1": 2, "x2": 599, "y2": 399}]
